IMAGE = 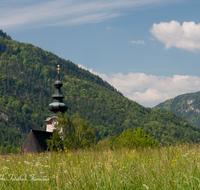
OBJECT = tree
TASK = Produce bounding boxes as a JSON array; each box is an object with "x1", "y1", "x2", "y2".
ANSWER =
[
  {"x1": 46, "y1": 112, "x2": 95, "y2": 151},
  {"x1": 4, "y1": 145, "x2": 12, "y2": 154},
  {"x1": 73, "y1": 115, "x2": 96, "y2": 149}
]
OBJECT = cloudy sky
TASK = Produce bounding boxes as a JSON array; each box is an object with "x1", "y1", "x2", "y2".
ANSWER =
[{"x1": 1, "y1": 0, "x2": 200, "y2": 107}]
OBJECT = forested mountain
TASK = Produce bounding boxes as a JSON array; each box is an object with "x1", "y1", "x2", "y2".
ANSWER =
[
  {"x1": 154, "y1": 91, "x2": 200, "y2": 128},
  {"x1": 0, "y1": 29, "x2": 200, "y2": 148}
]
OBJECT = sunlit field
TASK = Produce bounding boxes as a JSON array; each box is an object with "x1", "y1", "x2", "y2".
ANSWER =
[{"x1": 1, "y1": 144, "x2": 200, "y2": 189}]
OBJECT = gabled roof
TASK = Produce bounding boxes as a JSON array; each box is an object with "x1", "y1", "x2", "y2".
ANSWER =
[{"x1": 21, "y1": 130, "x2": 52, "y2": 154}]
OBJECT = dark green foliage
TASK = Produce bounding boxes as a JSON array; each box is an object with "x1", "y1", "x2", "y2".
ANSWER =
[
  {"x1": 1, "y1": 144, "x2": 18, "y2": 154},
  {"x1": 109, "y1": 128, "x2": 160, "y2": 149},
  {"x1": 47, "y1": 113, "x2": 95, "y2": 151},
  {"x1": 4, "y1": 145, "x2": 13, "y2": 154},
  {"x1": 0, "y1": 30, "x2": 200, "y2": 148},
  {"x1": 154, "y1": 91, "x2": 200, "y2": 128},
  {"x1": 0, "y1": 30, "x2": 11, "y2": 40},
  {"x1": 0, "y1": 125, "x2": 26, "y2": 149},
  {"x1": 47, "y1": 129, "x2": 64, "y2": 152}
]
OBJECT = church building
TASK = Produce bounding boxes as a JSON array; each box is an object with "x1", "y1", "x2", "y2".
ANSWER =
[{"x1": 21, "y1": 65, "x2": 67, "y2": 153}]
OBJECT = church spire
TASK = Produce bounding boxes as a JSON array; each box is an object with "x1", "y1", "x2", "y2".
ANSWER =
[
  {"x1": 48, "y1": 65, "x2": 68, "y2": 117},
  {"x1": 45, "y1": 65, "x2": 67, "y2": 132}
]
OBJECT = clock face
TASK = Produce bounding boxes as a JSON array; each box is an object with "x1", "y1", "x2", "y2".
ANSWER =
[{"x1": 52, "y1": 120, "x2": 58, "y2": 126}]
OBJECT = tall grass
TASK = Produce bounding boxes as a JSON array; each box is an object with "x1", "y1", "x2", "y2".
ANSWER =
[{"x1": 0, "y1": 144, "x2": 200, "y2": 189}]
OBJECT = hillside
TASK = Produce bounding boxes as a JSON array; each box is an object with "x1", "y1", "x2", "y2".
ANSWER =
[
  {"x1": 154, "y1": 91, "x2": 200, "y2": 128},
  {"x1": 0, "y1": 29, "x2": 200, "y2": 147}
]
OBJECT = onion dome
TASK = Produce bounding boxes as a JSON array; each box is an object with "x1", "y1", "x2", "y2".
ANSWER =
[{"x1": 46, "y1": 65, "x2": 67, "y2": 121}]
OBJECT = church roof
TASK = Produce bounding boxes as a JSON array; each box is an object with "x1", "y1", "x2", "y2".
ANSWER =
[
  {"x1": 45, "y1": 115, "x2": 58, "y2": 122},
  {"x1": 21, "y1": 130, "x2": 52, "y2": 154}
]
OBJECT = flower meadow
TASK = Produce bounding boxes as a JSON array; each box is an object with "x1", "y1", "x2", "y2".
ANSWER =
[{"x1": 0, "y1": 145, "x2": 200, "y2": 189}]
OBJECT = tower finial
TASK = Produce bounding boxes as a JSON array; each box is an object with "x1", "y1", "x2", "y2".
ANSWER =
[{"x1": 57, "y1": 65, "x2": 60, "y2": 74}]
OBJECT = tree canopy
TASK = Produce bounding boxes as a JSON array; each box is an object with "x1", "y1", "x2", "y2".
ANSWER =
[{"x1": 46, "y1": 112, "x2": 95, "y2": 151}]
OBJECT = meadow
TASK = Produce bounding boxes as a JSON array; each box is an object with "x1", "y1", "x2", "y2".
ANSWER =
[{"x1": 0, "y1": 144, "x2": 200, "y2": 189}]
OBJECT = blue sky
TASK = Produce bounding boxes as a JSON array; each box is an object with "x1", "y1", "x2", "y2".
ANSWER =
[{"x1": 1, "y1": 0, "x2": 200, "y2": 107}]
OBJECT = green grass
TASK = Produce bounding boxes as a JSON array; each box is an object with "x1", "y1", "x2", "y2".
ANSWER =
[{"x1": 1, "y1": 144, "x2": 200, "y2": 189}]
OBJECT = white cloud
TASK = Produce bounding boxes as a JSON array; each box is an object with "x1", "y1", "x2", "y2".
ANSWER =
[
  {"x1": 78, "y1": 64, "x2": 200, "y2": 107},
  {"x1": 150, "y1": 20, "x2": 200, "y2": 52},
  {"x1": 130, "y1": 40, "x2": 145, "y2": 45},
  {"x1": 0, "y1": 0, "x2": 182, "y2": 29}
]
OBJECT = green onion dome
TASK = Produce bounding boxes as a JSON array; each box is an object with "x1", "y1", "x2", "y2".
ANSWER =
[{"x1": 47, "y1": 65, "x2": 67, "y2": 118}]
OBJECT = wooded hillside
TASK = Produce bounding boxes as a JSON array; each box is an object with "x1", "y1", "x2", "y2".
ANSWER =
[
  {"x1": 0, "y1": 29, "x2": 200, "y2": 148},
  {"x1": 154, "y1": 91, "x2": 200, "y2": 128}
]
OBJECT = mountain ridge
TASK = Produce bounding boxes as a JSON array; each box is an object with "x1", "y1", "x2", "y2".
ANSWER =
[{"x1": 154, "y1": 91, "x2": 200, "y2": 128}]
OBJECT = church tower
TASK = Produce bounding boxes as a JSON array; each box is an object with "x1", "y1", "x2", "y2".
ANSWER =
[{"x1": 45, "y1": 65, "x2": 68, "y2": 132}]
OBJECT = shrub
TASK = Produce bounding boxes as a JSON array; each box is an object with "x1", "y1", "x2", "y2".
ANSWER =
[
  {"x1": 109, "y1": 128, "x2": 160, "y2": 149},
  {"x1": 95, "y1": 137, "x2": 110, "y2": 150}
]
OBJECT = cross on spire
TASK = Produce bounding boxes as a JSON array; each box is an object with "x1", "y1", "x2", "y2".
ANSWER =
[{"x1": 57, "y1": 64, "x2": 60, "y2": 74}]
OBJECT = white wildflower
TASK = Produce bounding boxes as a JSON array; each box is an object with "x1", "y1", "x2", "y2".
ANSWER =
[
  {"x1": 24, "y1": 161, "x2": 30, "y2": 164},
  {"x1": 2, "y1": 166, "x2": 9, "y2": 170}
]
